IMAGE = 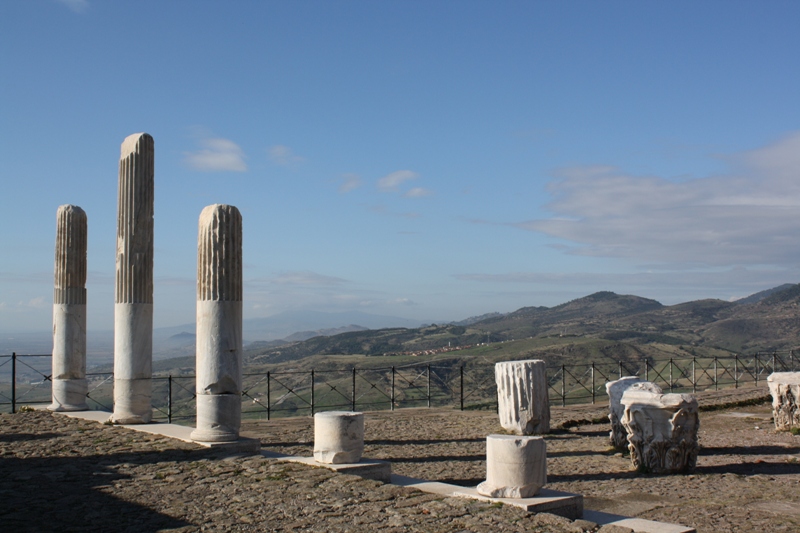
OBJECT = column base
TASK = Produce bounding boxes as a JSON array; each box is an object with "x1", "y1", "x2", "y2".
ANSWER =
[
  {"x1": 111, "y1": 378, "x2": 152, "y2": 424},
  {"x1": 48, "y1": 378, "x2": 89, "y2": 412},
  {"x1": 191, "y1": 393, "x2": 240, "y2": 442}
]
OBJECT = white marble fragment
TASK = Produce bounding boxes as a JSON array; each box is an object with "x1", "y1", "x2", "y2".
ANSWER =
[
  {"x1": 111, "y1": 133, "x2": 154, "y2": 424},
  {"x1": 191, "y1": 205, "x2": 243, "y2": 443},
  {"x1": 313, "y1": 411, "x2": 365, "y2": 464},
  {"x1": 49, "y1": 205, "x2": 89, "y2": 412},
  {"x1": 620, "y1": 390, "x2": 699, "y2": 474},
  {"x1": 477, "y1": 435, "x2": 547, "y2": 498},
  {"x1": 767, "y1": 372, "x2": 800, "y2": 431},
  {"x1": 495, "y1": 360, "x2": 550, "y2": 435},
  {"x1": 605, "y1": 377, "x2": 662, "y2": 450}
]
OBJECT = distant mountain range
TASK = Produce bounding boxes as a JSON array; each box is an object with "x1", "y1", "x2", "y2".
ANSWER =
[
  {"x1": 246, "y1": 283, "x2": 800, "y2": 364},
  {"x1": 6, "y1": 284, "x2": 799, "y2": 369}
]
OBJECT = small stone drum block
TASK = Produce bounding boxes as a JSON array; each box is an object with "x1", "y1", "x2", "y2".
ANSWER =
[
  {"x1": 313, "y1": 411, "x2": 365, "y2": 464},
  {"x1": 477, "y1": 434, "x2": 547, "y2": 498}
]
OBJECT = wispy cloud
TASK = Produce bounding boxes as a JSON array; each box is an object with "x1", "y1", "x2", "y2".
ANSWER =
[
  {"x1": 184, "y1": 136, "x2": 247, "y2": 172},
  {"x1": 56, "y1": 0, "x2": 89, "y2": 13},
  {"x1": 268, "y1": 145, "x2": 304, "y2": 166},
  {"x1": 378, "y1": 170, "x2": 418, "y2": 192},
  {"x1": 404, "y1": 187, "x2": 433, "y2": 198},
  {"x1": 339, "y1": 173, "x2": 361, "y2": 193},
  {"x1": 368, "y1": 205, "x2": 421, "y2": 219},
  {"x1": 513, "y1": 132, "x2": 800, "y2": 267},
  {"x1": 268, "y1": 271, "x2": 348, "y2": 286}
]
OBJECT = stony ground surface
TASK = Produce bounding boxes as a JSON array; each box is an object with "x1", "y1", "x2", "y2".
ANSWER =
[{"x1": 2, "y1": 385, "x2": 797, "y2": 532}]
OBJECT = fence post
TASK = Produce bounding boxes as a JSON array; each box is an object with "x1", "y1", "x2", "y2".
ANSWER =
[
  {"x1": 427, "y1": 364, "x2": 431, "y2": 408},
  {"x1": 714, "y1": 357, "x2": 718, "y2": 391},
  {"x1": 11, "y1": 353, "x2": 16, "y2": 414},
  {"x1": 168, "y1": 375, "x2": 172, "y2": 424},
  {"x1": 754, "y1": 354, "x2": 759, "y2": 386},
  {"x1": 311, "y1": 369, "x2": 315, "y2": 415},
  {"x1": 692, "y1": 358, "x2": 696, "y2": 394},
  {"x1": 352, "y1": 368, "x2": 356, "y2": 411},
  {"x1": 460, "y1": 365, "x2": 464, "y2": 411},
  {"x1": 669, "y1": 358, "x2": 673, "y2": 391},
  {"x1": 561, "y1": 364, "x2": 566, "y2": 407},
  {"x1": 618, "y1": 360, "x2": 622, "y2": 379},
  {"x1": 772, "y1": 352, "x2": 777, "y2": 373},
  {"x1": 391, "y1": 366, "x2": 395, "y2": 411},
  {"x1": 645, "y1": 360, "x2": 649, "y2": 382},
  {"x1": 591, "y1": 362, "x2": 595, "y2": 405},
  {"x1": 267, "y1": 371, "x2": 271, "y2": 420},
  {"x1": 734, "y1": 355, "x2": 739, "y2": 389}
]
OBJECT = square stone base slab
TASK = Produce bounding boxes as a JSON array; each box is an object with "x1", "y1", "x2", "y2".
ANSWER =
[
  {"x1": 583, "y1": 510, "x2": 696, "y2": 533},
  {"x1": 55, "y1": 409, "x2": 261, "y2": 454},
  {"x1": 458, "y1": 487, "x2": 582, "y2": 520},
  {"x1": 261, "y1": 450, "x2": 391, "y2": 482},
  {"x1": 392, "y1": 475, "x2": 582, "y2": 519}
]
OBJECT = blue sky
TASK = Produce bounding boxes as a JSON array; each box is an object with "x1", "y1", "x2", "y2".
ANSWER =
[{"x1": 3, "y1": 1, "x2": 800, "y2": 333}]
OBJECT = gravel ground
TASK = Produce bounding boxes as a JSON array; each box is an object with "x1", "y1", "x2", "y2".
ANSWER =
[{"x1": 2, "y1": 385, "x2": 797, "y2": 532}]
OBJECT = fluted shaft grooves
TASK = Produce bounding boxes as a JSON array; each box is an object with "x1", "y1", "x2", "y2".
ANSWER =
[
  {"x1": 54, "y1": 205, "x2": 87, "y2": 305},
  {"x1": 116, "y1": 133, "x2": 154, "y2": 304},
  {"x1": 198, "y1": 204, "x2": 242, "y2": 302}
]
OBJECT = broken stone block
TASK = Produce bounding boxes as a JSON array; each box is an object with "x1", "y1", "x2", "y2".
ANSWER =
[
  {"x1": 605, "y1": 377, "x2": 662, "y2": 450},
  {"x1": 620, "y1": 390, "x2": 699, "y2": 474},
  {"x1": 495, "y1": 360, "x2": 550, "y2": 435},
  {"x1": 767, "y1": 372, "x2": 800, "y2": 431},
  {"x1": 477, "y1": 435, "x2": 547, "y2": 498}
]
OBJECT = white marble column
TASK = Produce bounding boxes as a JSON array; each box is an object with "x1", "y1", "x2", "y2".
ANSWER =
[
  {"x1": 49, "y1": 205, "x2": 89, "y2": 412},
  {"x1": 191, "y1": 205, "x2": 243, "y2": 443},
  {"x1": 111, "y1": 133, "x2": 154, "y2": 424},
  {"x1": 495, "y1": 360, "x2": 550, "y2": 434}
]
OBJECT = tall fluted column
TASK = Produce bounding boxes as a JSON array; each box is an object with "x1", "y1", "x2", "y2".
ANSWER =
[
  {"x1": 49, "y1": 205, "x2": 89, "y2": 412},
  {"x1": 191, "y1": 204, "x2": 243, "y2": 442},
  {"x1": 111, "y1": 133, "x2": 154, "y2": 424}
]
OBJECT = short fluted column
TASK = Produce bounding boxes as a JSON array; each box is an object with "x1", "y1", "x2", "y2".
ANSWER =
[
  {"x1": 191, "y1": 204, "x2": 243, "y2": 443},
  {"x1": 49, "y1": 205, "x2": 89, "y2": 412},
  {"x1": 495, "y1": 360, "x2": 550, "y2": 434},
  {"x1": 111, "y1": 133, "x2": 154, "y2": 424}
]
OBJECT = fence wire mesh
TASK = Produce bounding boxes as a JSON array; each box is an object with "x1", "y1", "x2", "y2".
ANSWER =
[{"x1": 2, "y1": 351, "x2": 796, "y2": 423}]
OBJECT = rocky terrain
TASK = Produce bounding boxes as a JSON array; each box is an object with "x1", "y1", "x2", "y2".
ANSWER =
[{"x1": 2, "y1": 385, "x2": 799, "y2": 532}]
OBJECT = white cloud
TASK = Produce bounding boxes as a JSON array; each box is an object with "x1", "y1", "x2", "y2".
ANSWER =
[
  {"x1": 18, "y1": 297, "x2": 46, "y2": 309},
  {"x1": 514, "y1": 133, "x2": 800, "y2": 267},
  {"x1": 268, "y1": 145, "x2": 304, "y2": 166},
  {"x1": 184, "y1": 137, "x2": 247, "y2": 172},
  {"x1": 56, "y1": 0, "x2": 89, "y2": 13},
  {"x1": 339, "y1": 173, "x2": 361, "y2": 193},
  {"x1": 404, "y1": 187, "x2": 433, "y2": 198},
  {"x1": 378, "y1": 170, "x2": 418, "y2": 192}
]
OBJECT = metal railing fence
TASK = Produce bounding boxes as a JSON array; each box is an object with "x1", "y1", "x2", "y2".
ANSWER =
[{"x1": 2, "y1": 351, "x2": 795, "y2": 422}]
